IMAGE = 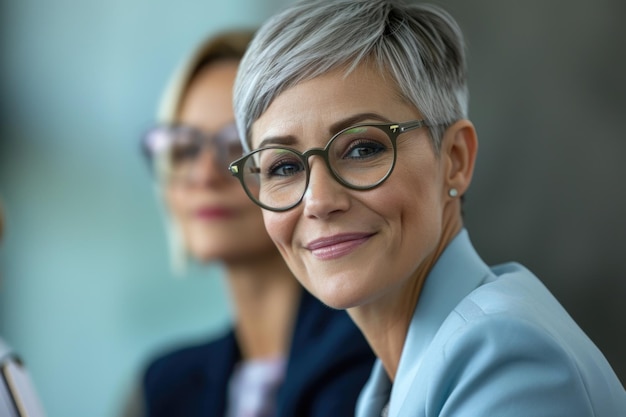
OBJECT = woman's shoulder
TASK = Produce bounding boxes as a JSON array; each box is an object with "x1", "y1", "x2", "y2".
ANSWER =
[
  {"x1": 442, "y1": 263, "x2": 599, "y2": 363},
  {"x1": 461, "y1": 262, "x2": 565, "y2": 320},
  {"x1": 414, "y1": 265, "x2": 626, "y2": 416},
  {"x1": 143, "y1": 328, "x2": 237, "y2": 393},
  {"x1": 139, "y1": 329, "x2": 237, "y2": 416}
]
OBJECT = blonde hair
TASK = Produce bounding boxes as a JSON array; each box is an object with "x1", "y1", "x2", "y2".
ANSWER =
[{"x1": 159, "y1": 30, "x2": 256, "y2": 123}]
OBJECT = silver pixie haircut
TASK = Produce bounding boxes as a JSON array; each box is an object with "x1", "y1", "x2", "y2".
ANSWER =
[{"x1": 234, "y1": 0, "x2": 468, "y2": 153}]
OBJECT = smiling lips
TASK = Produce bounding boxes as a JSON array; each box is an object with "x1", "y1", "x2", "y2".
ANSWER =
[{"x1": 305, "y1": 233, "x2": 373, "y2": 260}]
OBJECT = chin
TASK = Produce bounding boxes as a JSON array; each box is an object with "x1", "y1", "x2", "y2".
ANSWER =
[
  {"x1": 307, "y1": 275, "x2": 372, "y2": 310},
  {"x1": 193, "y1": 252, "x2": 220, "y2": 264},
  {"x1": 190, "y1": 245, "x2": 233, "y2": 263},
  {"x1": 321, "y1": 297, "x2": 363, "y2": 311}
]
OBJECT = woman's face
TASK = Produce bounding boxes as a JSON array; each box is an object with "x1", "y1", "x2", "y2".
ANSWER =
[
  {"x1": 250, "y1": 64, "x2": 456, "y2": 309},
  {"x1": 165, "y1": 60, "x2": 277, "y2": 263}
]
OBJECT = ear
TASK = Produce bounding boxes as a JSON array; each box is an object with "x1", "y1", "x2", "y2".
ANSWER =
[{"x1": 440, "y1": 119, "x2": 478, "y2": 198}]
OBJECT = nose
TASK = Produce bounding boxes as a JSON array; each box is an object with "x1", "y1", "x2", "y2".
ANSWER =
[
  {"x1": 302, "y1": 156, "x2": 350, "y2": 219},
  {"x1": 185, "y1": 148, "x2": 231, "y2": 187}
]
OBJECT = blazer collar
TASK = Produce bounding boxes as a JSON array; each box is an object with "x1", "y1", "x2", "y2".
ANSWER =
[
  {"x1": 390, "y1": 229, "x2": 493, "y2": 414},
  {"x1": 357, "y1": 229, "x2": 493, "y2": 417}
]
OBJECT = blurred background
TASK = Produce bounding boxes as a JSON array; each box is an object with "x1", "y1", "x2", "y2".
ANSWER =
[{"x1": 0, "y1": 0, "x2": 624, "y2": 416}]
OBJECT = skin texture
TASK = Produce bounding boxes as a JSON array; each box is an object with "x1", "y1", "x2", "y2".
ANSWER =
[
  {"x1": 251, "y1": 63, "x2": 477, "y2": 378},
  {"x1": 165, "y1": 59, "x2": 301, "y2": 359}
]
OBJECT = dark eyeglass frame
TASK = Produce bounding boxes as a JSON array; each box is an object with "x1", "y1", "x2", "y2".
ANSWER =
[{"x1": 229, "y1": 119, "x2": 430, "y2": 212}]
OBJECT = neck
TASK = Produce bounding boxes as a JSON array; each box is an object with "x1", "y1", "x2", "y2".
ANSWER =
[
  {"x1": 348, "y1": 211, "x2": 464, "y2": 381},
  {"x1": 224, "y1": 252, "x2": 302, "y2": 361}
]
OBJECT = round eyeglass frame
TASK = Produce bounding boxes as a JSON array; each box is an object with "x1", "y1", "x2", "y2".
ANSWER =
[{"x1": 229, "y1": 119, "x2": 430, "y2": 212}]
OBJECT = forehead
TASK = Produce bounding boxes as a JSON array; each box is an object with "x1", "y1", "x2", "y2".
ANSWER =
[
  {"x1": 178, "y1": 60, "x2": 239, "y2": 131},
  {"x1": 250, "y1": 64, "x2": 415, "y2": 149}
]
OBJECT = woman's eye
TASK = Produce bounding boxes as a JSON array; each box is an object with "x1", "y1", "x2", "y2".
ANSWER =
[
  {"x1": 344, "y1": 140, "x2": 387, "y2": 159},
  {"x1": 258, "y1": 149, "x2": 305, "y2": 179},
  {"x1": 171, "y1": 143, "x2": 200, "y2": 164},
  {"x1": 266, "y1": 158, "x2": 304, "y2": 178}
]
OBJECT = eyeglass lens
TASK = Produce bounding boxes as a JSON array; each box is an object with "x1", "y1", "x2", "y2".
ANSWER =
[{"x1": 145, "y1": 123, "x2": 243, "y2": 183}]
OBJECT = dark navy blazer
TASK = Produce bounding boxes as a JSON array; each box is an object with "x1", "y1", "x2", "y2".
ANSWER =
[{"x1": 142, "y1": 290, "x2": 375, "y2": 417}]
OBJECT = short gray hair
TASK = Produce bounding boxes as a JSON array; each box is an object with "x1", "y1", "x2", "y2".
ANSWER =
[{"x1": 234, "y1": 0, "x2": 468, "y2": 153}]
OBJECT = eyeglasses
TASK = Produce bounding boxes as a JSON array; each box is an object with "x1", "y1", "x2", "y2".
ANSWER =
[
  {"x1": 141, "y1": 122, "x2": 243, "y2": 184},
  {"x1": 229, "y1": 120, "x2": 430, "y2": 212}
]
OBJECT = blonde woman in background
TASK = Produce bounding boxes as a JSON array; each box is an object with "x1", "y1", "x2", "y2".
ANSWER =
[{"x1": 135, "y1": 30, "x2": 375, "y2": 417}]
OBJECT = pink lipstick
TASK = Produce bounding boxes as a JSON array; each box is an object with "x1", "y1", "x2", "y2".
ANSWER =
[
  {"x1": 306, "y1": 233, "x2": 373, "y2": 260},
  {"x1": 195, "y1": 207, "x2": 234, "y2": 220}
]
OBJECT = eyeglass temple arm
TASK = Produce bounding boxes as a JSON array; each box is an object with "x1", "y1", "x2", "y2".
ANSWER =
[
  {"x1": 391, "y1": 119, "x2": 429, "y2": 134},
  {"x1": 229, "y1": 164, "x2": 261, "y2": 175}
]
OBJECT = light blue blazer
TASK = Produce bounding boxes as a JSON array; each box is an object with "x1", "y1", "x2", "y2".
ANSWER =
[{"x1": 356, "y1": 229, "x2": 626, "y2": 417}]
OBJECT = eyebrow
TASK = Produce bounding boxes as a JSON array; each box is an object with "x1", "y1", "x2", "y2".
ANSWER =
[
  {"x1": 328, "y1": 113, "x2": 392, "y2": 134},
  {"x1": 256, "y1": 112, "x2": 392, "y2": 149},
  {"x1": 257, "y1": 134, "x2": 297, "y2": 149}
]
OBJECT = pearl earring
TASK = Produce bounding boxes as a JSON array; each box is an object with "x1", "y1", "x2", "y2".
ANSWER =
[{"x1": 448, "y1": 188, "x2": 458, "y2": 198}]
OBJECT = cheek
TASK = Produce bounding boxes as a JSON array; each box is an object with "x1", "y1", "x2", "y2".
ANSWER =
[
  {"x1": 263, "y1": 211, "x2": 292, "y2": 248},
  {"x1": 262, "y1": 211, "x2": 301, "y2": 267},
  {"x1": 242, "y1": 209, "x2": 274, "y2": 245},
  {"x1": 378, "y1": 161, "x2": 444, "y2": 229}
]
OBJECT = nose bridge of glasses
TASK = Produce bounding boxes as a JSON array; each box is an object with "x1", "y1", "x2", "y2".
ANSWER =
[
  {"x1": 299, "y1": 144, "x2": 355, "y2": 215},
  {"x1": 300, "y1": 146, "x2": 350, "y2": 197},
  {"x1": 302, "y1": 147, "x2": 332, "y2": 172}
]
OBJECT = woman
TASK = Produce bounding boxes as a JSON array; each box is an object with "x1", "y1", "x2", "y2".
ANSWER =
[
  {"x1": 229, "y1": 1, "x2": 626, "y2": 416},
  {"x1": 138, "y1": 30, "x2": 375, "y2": 417}
]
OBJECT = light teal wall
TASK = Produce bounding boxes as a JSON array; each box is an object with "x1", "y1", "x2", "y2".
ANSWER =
[{"x1": 0, "y1": 0, "x2": 287, "y2": 416}]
